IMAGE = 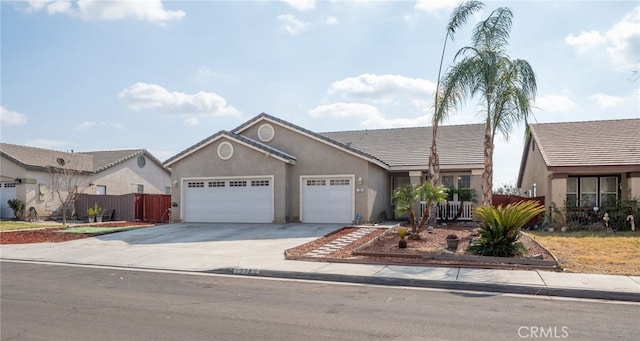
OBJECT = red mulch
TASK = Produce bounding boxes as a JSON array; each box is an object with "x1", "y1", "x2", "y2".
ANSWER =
[{"x1": 0, "y1": 222, "x2": 152, "y2": 244}]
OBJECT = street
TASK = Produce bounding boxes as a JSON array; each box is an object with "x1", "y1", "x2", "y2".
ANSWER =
[{"x1": 1, "y1": 261, "x2": 638, "y2": 340}]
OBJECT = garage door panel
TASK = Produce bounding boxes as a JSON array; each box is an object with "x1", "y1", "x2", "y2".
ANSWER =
[
  {"x1": 302, "y1": 177, "x2": 353, "y2": 224},
  {"x1": 0, "y1": 182, "x2": 17, "y2": 218},
  {"x1": 183, "y1": 178, "x2": 272, "y2": 223}
]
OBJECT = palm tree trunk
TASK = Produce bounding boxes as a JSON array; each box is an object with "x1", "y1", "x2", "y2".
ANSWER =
[
  {"x1": 482, "y1": 105, "x2": 493, "y2": 206},
  {"x1": 428, "y1": 127, "x2": 440, "y2": 226}
]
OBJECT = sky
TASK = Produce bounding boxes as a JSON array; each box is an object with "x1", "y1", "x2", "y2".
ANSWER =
[{"x1": 1, "y1": 0, "x2": 639, "y2": 189}]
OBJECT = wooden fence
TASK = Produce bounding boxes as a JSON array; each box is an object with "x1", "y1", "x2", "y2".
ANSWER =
[
  {"x1": 76, "y1": 193, "x2": 171, "y2": 223},
  {"x1": 492, "y1": 194, "x2": 545, "y2": 229}
]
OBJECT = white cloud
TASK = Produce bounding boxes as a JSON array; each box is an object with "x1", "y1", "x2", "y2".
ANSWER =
[
  {"x1": 329, "y1": 73, "x2": 436, "y2": 99},
  {"x1": 566, "y1": 6, "x2": 640, "y2": 69},
  {"x1": 414, "y1": 0, "x2": 456, "y2": 13},
  {"x1": 564, "y1": 30, "x2": 606, "y2": 54},
  {"x1": 74, "y1": 121, "x2": 123, "y2": 130},
  {"x1": 0, "y1": 106, "x2": 28, "y2": 126},
  {"x1": 281, "y1": 0, "x2": 315, "y2": 11},
  {"x1": 277, "y1": 14, "x2": 308, "y2": 35},
  {"x1": 119, "y1": 82, "x2": 241, "y2": 125},
  {"x1": 534, "y1": 95, "x2": 577, "y2": 113},
  {"x1": 324, "y1": 16, "x2": 338, "y2": 26},
  {"x1": 605, "y1": 6, "x2": 640, "y2": 69},
  {"x1": 25, "y1": 0, "x2": 185, "y2": 25},
  {"x1": 589, "y1": 93, "x2": 626, "y2": 108},
  {"x1": 309, "y1": 102, "x2": 428, "y2": 128}
]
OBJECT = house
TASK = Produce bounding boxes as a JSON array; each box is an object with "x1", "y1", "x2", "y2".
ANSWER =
[
  {"x1": 0, "y1": 143, "x2": 171, "y2": 219},
  {"x1": 517, "y1": 118, "x2": 640, "y2": 218},
  {"x1": 164, "y1": 113, "x2": 485, "y2": 224}
]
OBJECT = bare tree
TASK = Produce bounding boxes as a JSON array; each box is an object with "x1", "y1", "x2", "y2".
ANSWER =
[{"x1": 48, "y1": 156, "x2": 92, "y2": 225}]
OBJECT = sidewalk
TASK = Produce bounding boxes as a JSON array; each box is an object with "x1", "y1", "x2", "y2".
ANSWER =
[{"x1": 1, "y1": 223, "x2": 639, "y2": 302}]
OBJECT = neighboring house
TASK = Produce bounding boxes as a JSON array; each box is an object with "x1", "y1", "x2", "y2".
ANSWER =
[
  {"x1": 0, "y1": 143, "x2": 171, "y2": 219},
  {"x1": 517, "y1": 118, "x2": 640, "y2": 216},
  {"x1": 164, "y1": 113, "x2": 485, "y2": 224}
]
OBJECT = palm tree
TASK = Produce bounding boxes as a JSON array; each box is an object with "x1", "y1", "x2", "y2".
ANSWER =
[
  {"x1": 392, "y1": 182, "x2": 448, "y2": 239},
  {"x1": 428, "y1": 0, "x2": 484, "y2": 224},
  {"x1": 437, "y1": 7, "x2": 537, "y2": 206}
]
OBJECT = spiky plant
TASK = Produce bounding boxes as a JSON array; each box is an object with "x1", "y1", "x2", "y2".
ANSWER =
[{"x1": 468, "y1": 200, "x2": 545, "y2": 257}]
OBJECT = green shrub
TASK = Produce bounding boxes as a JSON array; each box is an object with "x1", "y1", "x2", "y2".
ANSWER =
[
  {"x1": 7, "y1": 198, "x2": 24, "y2": 219},
  {"x1": 468, "y1": 200, "x2": 545, "y2": 257}
]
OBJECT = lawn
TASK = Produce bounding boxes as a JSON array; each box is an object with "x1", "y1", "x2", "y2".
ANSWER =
[
  {"x1": 0, "y1": 221, "x2": 64, "y2": 231},
  {"x1": 528, "y1": 230, "x2": 640, "y2": 276}
]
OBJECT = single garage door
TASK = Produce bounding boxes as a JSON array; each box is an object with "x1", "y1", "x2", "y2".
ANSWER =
[
  {"x1": 301, "y1": 177, "x2": 354, "y2": 223},
  {"x1": 183, "y1": 177, "x2": 273, "y2": 223},
  {"x1": 0, "y1": 182, "x2": 17, "y2": 219}
]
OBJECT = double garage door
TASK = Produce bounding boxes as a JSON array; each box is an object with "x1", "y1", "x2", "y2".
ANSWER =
[
  {"x1": 182, "y1": 176, "x2": 354, "y2": 224},
  {"x1": 183, "y1": 177, "x2": 273, "y2": 223}
]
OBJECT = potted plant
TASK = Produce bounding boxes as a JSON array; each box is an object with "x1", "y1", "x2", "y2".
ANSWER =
[
  {"x1": 397, "y1": 227, "x2": 409, "y2": 249},
  {"x1": 87, "y1": 203, "x2": 101, "y2": 223},
  {"x1": 7, "y1": 198, "x2": 24, "y2": 220},
  {"x1": 445, "y1": 233, "x2": 460, "y2": 250}
]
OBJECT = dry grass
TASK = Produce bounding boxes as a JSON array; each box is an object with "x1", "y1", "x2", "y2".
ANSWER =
[
  {"x1": 0, "y1": 221, "x2": 63, "y2": 231},
  {"x1": 529, "y1": 231, "x2": 640, "y2": 276}
]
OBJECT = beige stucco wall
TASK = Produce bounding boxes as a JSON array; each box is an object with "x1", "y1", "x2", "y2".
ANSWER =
[
  {"x1": 519, "y1": 140, "x2": 549, "y2": 200},
  {"x1": 366, "y1": 164, "x2": 391, "y2": 221},
  {"x1": 91, "y1": 157, "x2": 170, "y2": 195},
  {"x1": 241, "y1": 121, "x2": 387, "y2": 223},
  {"x1": 168, "y1": 136, "x2": 289, "y2": 223},
  {"x1": 627, "y1": 174, "x2": 640, "y2": 200}
]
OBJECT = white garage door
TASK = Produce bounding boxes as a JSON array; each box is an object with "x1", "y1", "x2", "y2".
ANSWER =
[
  {"x1": 301, "y1": 177, "x2": 354, "y2": 224},
  {"x1": 183, "y1": 177, "x2": 273, "y2": 223},
  {"x1": 0, "y1": 182, "x2": 17, "y2": 218}
]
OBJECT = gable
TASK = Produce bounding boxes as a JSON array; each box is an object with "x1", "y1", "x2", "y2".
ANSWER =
[
  {"x1": 233, "y1": 113, "x2": 388, "y2": 169},
  {"x1": 164, "y1": 130, "x2": 296, "y2": 168}
]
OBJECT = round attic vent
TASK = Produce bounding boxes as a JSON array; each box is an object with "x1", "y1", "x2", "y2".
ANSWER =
[
  {"x1": 217, "y1": 141, "x2": 234, "y2": 160},
  {"x1": 56, "y1": 158, "x2": 66, "y2": 166},
  {"x1": 258, "y1": 124, "x2": 275, "y2": 142}
]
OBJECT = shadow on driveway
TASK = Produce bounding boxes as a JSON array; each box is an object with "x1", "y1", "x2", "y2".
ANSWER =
[{"x1": 92, "y1": 223, "x2": 345, "y2": 245}]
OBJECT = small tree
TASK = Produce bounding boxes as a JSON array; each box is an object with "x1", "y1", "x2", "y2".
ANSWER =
[
  {"x1": 48, "y1": 157, "x2": 91, "y2": 225},
  {"x1": 7, "y1": 198, "x2": 24, "y2": 220},
  {"x1": 392, "y1": 182, "x2": 448, "y2": 239}
]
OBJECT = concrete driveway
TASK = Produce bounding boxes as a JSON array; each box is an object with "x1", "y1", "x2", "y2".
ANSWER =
[{"x1": 0, "y1": 223, "x2": 344, "y2": 271}]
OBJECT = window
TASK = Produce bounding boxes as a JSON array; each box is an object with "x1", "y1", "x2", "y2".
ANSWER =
[
  {"x1": 566, "y1": 178, "x2": 578, "y2": 208},
  {"x1": 306, "y1": 179, "x2": 326, "y2": 186},
  {"x1": 566, "y1": 176, "x2": 619, "y2": 208},
  {"x1": 251, "y1": 180, "x2": 270, "y2": 187},
  {"x1": 209, "y1": 181, "x2": 226, "y2": 188},
  {"x1": 4, "y1": 182, "x2": 16, "y2": 188},
  {"x1": 96, "y1": 185, "x2": 106, "y2": 195},
  {"x1": 229, "y1": 180, "x2": 247, "y2": 187},
  {"x1": 187, "y1": 182, "x2": 204, "y2": 188},
  {"x1": 580, "y1": 177, "x2": 597, "y2": 207},
  {"x1": 600, "y1": 177, "x2": 618, "y2": 208},
  {"x1": 330, "y1": 179, "x2": 350, "y2": 186},
  {"x1": 442, "y1": 175, "x2": 454, "y2": 201},
  {"x1": 136, "y1": 184, "x2": 144, "y2": 194},
  {"x1": 164, "y1": 186, "x2": 171, "y2": 194}
]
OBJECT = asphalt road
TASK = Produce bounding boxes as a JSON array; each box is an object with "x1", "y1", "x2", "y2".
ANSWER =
[{"x1": 1, "y1": 261, "x2": 638, "y2": 341}]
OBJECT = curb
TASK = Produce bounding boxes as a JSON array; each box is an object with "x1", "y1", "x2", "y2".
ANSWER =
[{"x1": 206, "y1": 267, "x2": 640, "y2": 303}]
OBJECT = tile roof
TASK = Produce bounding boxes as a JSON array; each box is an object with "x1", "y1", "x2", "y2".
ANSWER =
[
  {"x1": 0, "y1": 143, "x2": 168, "y2": 174},
  {"x1": 529, "y1": 118, "x2": 640, "y2": 167},
  {"x1": 322, "y1": 123, "x2": 485, "y2": 169}
]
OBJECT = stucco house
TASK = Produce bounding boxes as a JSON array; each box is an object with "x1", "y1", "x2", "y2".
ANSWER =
[
  {"x1": 517, "y1": 118, "x2": 640, "y2": 218},
  {"x1": 164, "y1": 113, "x2": 485, "y2": 224},
  {"x1": 0, "y1": 143, "x2": 171, "y2": 219}
]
